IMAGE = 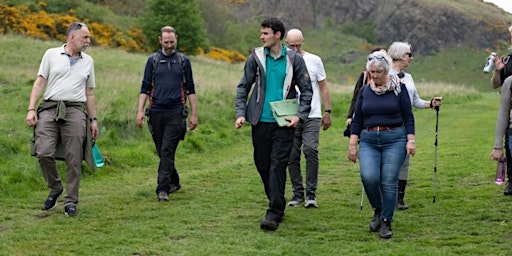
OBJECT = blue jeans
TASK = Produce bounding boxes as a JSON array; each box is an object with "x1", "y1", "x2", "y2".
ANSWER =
[{"x1": 359, "y1": 126, "x2": 407, "y2": 222}]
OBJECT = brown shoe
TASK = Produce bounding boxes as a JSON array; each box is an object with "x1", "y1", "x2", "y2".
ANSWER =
[{"x1": 158, "y1": 191, "x2": 169, "y2": 201}]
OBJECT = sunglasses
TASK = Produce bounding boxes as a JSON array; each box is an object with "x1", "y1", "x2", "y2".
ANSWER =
[
  {"x1": 405, "y1": 52, "x2": 413, "y2": 58},
  {"x1": 368, "y1": 55, "x2": 389, "y2": 65}
]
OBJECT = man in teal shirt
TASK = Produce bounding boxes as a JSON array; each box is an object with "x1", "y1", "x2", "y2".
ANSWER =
[{"x1": 235, "y1": 17, "x2": 313, "y2": 231}]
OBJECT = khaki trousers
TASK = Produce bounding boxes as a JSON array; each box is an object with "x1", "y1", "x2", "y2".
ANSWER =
[{"x1": 34, "y1": 107, "x2": 86, "y2": 206}]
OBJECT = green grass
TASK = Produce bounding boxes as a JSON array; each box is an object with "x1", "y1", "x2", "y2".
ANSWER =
[{"x1": 1, "y1": 35, "x2": 512, "y2": 255}]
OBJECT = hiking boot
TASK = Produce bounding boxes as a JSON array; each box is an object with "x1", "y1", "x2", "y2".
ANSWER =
[
  {"x1": 169, "y1": 184, "x2": 181, "y2": 193},
  {"x1": 64, "y1": 204, "x2": 77, "y2": 217},
  {"x1": 42, "y1": 188, "x2": 63, "y2": 211},
  {"x1": 305, "y1": 196, "x2": 318, "y2": 208},
  {"x1": 369, "y1": 209, "x2": 381, "y2": 232},
  {"x1": 504, "y1": 181, "x2": 512, "y2": 196},
  {"x1": 396, "y1": 180, "x2": 409, "y2": 210},
  {"x1": 379, "y1": 219, "x2": 392, "y2": 239},
  {"x1": 260, "y1": 218, "x2": 279, "y2": 231},
  {"x1": 287, "y1": 196, "x2": 304, "y2": 207},
  {"x1": 158, "y1": 191, "x2": 169, "y2": 201}
]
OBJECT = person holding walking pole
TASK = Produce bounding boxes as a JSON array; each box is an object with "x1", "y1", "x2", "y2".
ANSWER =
[
  {"x1": 490, "y1": 24, "x2": 512, "y2": 195},
  {"x1": 387, "y1": 42, "x2": 442, "y2": 209},
  {"x1": 348, "y1": 51, "x2": 415, "y2": 239}
]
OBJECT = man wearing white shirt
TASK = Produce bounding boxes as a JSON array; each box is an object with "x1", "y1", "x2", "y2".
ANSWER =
[{"x1": 285, "y1": 29, "x2": 332, "y2": 208}]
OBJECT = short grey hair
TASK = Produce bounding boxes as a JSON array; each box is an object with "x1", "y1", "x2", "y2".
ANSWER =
[
  {"x1": 366, "y1": 51, "x2": 392, "y2": 73},
  {"x1": 388, "y1": 42, "x2": 412, "y2": 60}
]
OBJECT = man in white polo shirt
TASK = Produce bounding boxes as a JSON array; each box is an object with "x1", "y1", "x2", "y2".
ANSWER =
[{"x1": 26, "y1": 22, "x2": 98, "y2": 217}]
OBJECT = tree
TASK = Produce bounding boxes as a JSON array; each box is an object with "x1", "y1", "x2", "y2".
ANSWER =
[{"x1": 139, "y1": 0, "x2": 209, "y2": 55}]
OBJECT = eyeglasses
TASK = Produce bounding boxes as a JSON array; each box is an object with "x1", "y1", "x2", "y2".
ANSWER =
[
  {"x1": 368, "y1": 55, "x2": 389, "y2": 65},
  {"x1": 405, "y1": 52, "x2": 413, "y2": 58},
  {"x1": 288, "y1": 44, "x2": 302, "y2": 48}
]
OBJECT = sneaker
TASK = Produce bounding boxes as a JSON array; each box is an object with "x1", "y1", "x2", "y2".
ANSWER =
[
  {"x1": 369, "y1": 210, "x2": 381, "y2": 232},
  {"x1": 169, "y1": 184, "x2": 181, "y2": 193},
  {"x1": 42, "y1": 188, "x2": 63, "y2": 211},
  {"x1": 504, "y1": 181, "x2": 512, "y2": 196},
  {"x1": 64, "y1": 204, "x2": 77, "y2": 217},
  {"x1": 379, "y1": 219, "x2": 392, "y2": 239},
  {"x1": 158, "y1": 191, "x2": 169, "y2": 201},
  {"x1": 260, "y1": 218, "x2": 279, "y2": 231},
  {"x1": 287, "y1": 196, "x2": 304, "y2": 207},
  {"x1": 305, "y1": 198, "x2": 318, "y2": 208}
]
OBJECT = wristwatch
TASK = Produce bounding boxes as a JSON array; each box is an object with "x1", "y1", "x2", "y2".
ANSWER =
[{"x1": 324, "y1": 109, "x2": 331, "y2": 113}]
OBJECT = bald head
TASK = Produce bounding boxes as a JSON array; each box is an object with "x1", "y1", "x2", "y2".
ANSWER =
[{"x1": 286, "y1": 29, "x2": 304, "y2": 54}]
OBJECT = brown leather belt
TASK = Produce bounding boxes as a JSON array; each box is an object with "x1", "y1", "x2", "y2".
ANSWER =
[{"x1": 365, "y1": 126, "x2": 401, "y2": 131}]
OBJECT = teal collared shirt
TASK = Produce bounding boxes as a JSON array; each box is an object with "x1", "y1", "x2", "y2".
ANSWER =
[{"x1": 260, "y1": 45, "x2": 287, "y2": 122}]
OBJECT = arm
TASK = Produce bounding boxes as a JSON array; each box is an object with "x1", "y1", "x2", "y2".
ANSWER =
[
  {"x1": 492, "y1": 77, "x2": 512, "y2": 160},
  {"x1": 85, "y1": 87, "x2": 98, "y2": 139},
  {"x1": 235, "y1": 55, "x2": 256, "y2": 128},
  {"x1": 319, "y1": 78, "x2": 332, "y2": 130},
  {"x1": 137, "y1": 57, "x2": 154, "y2": 128},
  {"x1": 187, "y1": 94, "x2": 198, "y2": 130},
  {"x1": 346, "y1": 72, "x2": 365, "y2": 124},
  {"x1": 291, "y1": 55, "x2": 313, "y2": 127},
  {"x1": 26, "y1": 75, "x2": 47, "y2": 127},
  {"x1": 400, "y1": 85, "x2": 415, "y2": 156},
  {"x1": 136, "y1": 93, "x2": 149, "y2": 128}
]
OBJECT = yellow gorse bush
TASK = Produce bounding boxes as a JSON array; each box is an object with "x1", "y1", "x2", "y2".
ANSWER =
[
  {"x1": 0, "y1": 3, "x2": 149, "y2": 52},
  {"x1": 1, "y1": 3, "x2": 245, "y2": 63}
]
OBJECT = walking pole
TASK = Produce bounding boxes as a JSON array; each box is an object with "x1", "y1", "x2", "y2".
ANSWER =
[
  {"x1": 433, "y1": 106, "x2": 440, "y2": 203},
  {"x1": 360, "y1": 184, "x2": 364, "y2": 210}
]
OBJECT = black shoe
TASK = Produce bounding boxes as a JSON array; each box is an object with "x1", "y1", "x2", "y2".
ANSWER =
[
  {"x1": 379, "y1": 219, "x2": 392, "y2": 239},
  {"x1": 158, "y1": 191, "x2": 169, "y2": 201},
  {"x1": 260, "y1": 218, "x2": 279, "y2": 231},
  {"x1": 396, "y1": 198, "x2": 409, "y2": 210},
  {"x1": 369, "y1": 210, "x2": 381, "y2": 232},
  {"x1": 42, "y1": 188, "x2": 63, "y2": 211},
  {"x1": 287, "y1": 195, "x2": 304, "y2": 207},
  {"x1": 64, "y1": 204, "x2": 77, "y2": 217},
  {"x1": 504, "y1": 181, "x2": 512, "y2": 196},
  {"x1": 169, "y1": 184, "x2": 181, "y2": 193}
]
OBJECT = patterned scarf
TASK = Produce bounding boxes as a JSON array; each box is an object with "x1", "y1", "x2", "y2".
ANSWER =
[{"x1": 369, "y1": 74, "x2": 401, "y2": 96}]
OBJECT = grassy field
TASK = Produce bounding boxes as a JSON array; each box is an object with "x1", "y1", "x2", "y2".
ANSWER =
[{"x1": 1, "y1": 35, "x2": 512, "y2": 255}]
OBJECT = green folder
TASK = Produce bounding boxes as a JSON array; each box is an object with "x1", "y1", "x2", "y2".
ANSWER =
[{"x1": 270, "y1": 99, "x2": 298, "y2": 127}]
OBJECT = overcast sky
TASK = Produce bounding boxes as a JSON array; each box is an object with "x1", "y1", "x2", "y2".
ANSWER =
[{"x1": 484, "y1": 0, "x2": 512, "y2": 14}]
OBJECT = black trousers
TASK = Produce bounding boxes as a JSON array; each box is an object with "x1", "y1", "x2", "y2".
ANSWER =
[
  {"x1": 148, "y1": 109, "x2": 185, "y2": 194},
  {"x1": 252, "y1": 122, "x2": 295, "y2": 222}
]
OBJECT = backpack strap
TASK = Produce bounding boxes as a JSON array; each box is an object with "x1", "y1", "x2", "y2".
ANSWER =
[{"x1": 149, "y1": 51, "x2": 188, "y2": 107}]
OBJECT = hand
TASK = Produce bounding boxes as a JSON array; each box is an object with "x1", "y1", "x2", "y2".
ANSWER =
[
  {"x1": 495, "y1": 56, "x2": 506, "y2": 71},
  {"x1": 286, "y1": 116, "x2": 300, "y2": 128},
  {"x1": 430, "y1": 97, "x2": 443, "y2": 108},
  {"x1": 348, "y1": 144, "x2": 358, "y2": 163},
  {"x1": 90, "y1": 121, "x2": 99, "y2": 139},
  {"x1": 26, "y1": 110, "x2": 37, "y2": 127},
  {"x1": 346, "y1": 118, "x2": 352, "y2": 126},
  {"x1": 322, "y1": 113, "x2": 331, "y2": 130},
  {"x1": 235, "y1": 117, "x2": 245, "y2": 129},
  {"x1": 136, "y1": 110, "x2": 145, "y2": 128},
  {"x1": 492, "y1": 149, "x2": 504, "y2": 161},
  {"x1": 406, "y1": 141, "x2": 415, "y2": 156},
  {"x1": 189, "y1": 115, "x2": 198, "y2": 131}
]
